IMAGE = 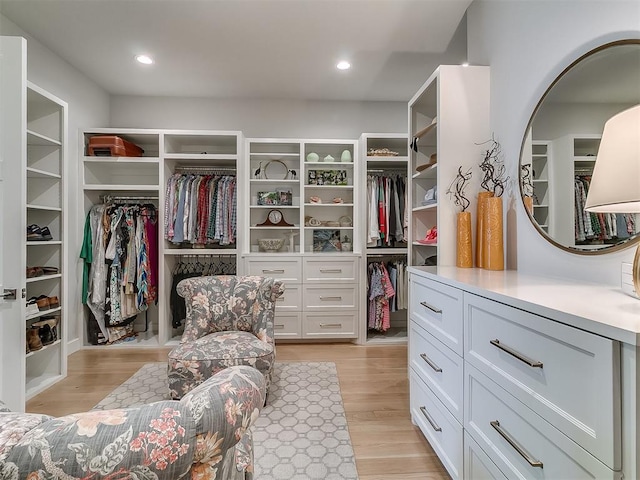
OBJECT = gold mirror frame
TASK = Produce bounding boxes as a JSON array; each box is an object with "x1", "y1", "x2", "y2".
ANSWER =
[{"x1": 519, "y1": 39, "x2": 640, "y2": 255}]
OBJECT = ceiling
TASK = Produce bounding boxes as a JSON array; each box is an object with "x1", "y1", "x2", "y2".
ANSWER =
[{"x1": 0, "y1": 0, "x2": 471, "y2": 102}]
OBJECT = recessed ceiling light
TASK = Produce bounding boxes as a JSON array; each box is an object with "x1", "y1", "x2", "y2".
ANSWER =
[
  {"x1": 336, "y1": 61, "x2": 351, "y2": 70},
  {"x1": 135, "y1": 54, "x2": 154, "y2": 65}
]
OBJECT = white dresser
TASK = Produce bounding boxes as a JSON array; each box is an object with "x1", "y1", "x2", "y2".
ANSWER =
[{"x1": 408, "y1": 266, "x2": 640, "y2": 480}]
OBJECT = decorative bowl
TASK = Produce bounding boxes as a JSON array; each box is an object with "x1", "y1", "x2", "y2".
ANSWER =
[{"x1": 258, "y1": 238, "x2": 284, "y2": 252}]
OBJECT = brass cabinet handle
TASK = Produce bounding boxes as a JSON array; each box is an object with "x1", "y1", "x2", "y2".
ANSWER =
[
  {"x1": 320, "y1": 269, "x2": 342, "y2": 273},
  {"x1": 491, "y1": 420, "x2": 543, "y2": 468},
  {"x1": 320, "y1": 323, "x2": 342, "y2": 328},
  {"x1": 320, "y1": 296, "x2": 342, "y2": 301},
  {"x1": 262, "y1": 269, "x2": 284, "y2": 274},
  {"x1": 420, "y1": 301, "x2": 442, "y2": 314},
  {"x1": 490, "y1": 339, "x2": 543, "y2": 368},
  {"x1": 420, "y1": 353, "x2": 443, "y2": 373},
  {"x1": 419, "y1": 406, "x2": 442, "y2": 432}
]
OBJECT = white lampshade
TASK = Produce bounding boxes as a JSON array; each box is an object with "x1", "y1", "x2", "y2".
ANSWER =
[{"x1": 585, "y1": 104, "x2": 640, "y2": 213}]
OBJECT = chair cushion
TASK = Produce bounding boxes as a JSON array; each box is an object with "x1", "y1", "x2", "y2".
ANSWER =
[{"x1": 168, "y1": 332, "x2": 274, "y2": 399}]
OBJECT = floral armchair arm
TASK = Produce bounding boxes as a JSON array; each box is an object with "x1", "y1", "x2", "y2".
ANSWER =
[
  {"x1": 252, "y1": 278, "x2": 284, "y2": 344},
  {"x1": 179, "y1": 365, "x2": 266, "y2": 476},
  {"x1": 2, "y1": 401, "x2": 197, "y2": 479}
]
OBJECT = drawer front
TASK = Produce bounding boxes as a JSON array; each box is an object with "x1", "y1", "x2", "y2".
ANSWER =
[
  {"x1": 244, "y1": 258, "x2": 302, "y2": 282},
  {"x1": 275, "y1": 283, "x2": 301, "y2": 311},
  {"x1": 410, "y1": 371, "x2": 463, "y2": 480},
  {"x1": 409, "y1": 274, "x2": 463, "y2": 356},
  {"x1": 464, "y1": 293, "x2": 620, "y2": 469},
  {"x1": 464, "y1": 432, "x2": 508, "y2": 480},
  {"x1": 303, "y1": 257, "x2": 358, "y2": 283},
  {"x1": 409, "y1": 320, "x2": 463, "y2": 422},
  {"x1": 465, "y1": 364, "x2": 618, "y2": 480},
  {"x1": 273, "y1": 312, "x2": 301, "y2": 339},
  {"x1": 303, "y1": 285, "x2": 357, "y2": 311},
  {"x1": 303, "y1": 313, "x2": 356, "y2": 338}
]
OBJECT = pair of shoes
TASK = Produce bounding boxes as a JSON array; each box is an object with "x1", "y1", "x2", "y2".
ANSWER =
[
  {"x1": 417, "y1": 226, "x2": 438, "y2": 245},
  {"x1": 29, "y1": 295, "x2": 59, "y2": 311},
  {"x1": 26, "y1": 224, "x2": 53, "y2": 241},
  {"x1": 32, "y1": 316, "x2": 59, "y2": 346}
]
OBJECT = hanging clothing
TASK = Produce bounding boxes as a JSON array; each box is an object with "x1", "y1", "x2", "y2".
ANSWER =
[
  {"x1": 367, "y1": 174, "x2": 407, "y2": 247},
  {"x1": 165, "y1": 173, "x2": 237, "y2": 246},
  {"x1": 81, "y1": 203, "x2": 158, "y2": 344}
]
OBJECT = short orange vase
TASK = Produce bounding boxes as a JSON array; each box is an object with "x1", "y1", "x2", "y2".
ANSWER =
[
  {"x1": 475, "y1": 191, "x2": 494, "y2": 268},
  {"x1": 524, "y1": 196, "x2": 534, "y2": 215},
  {"x1": 483, "y1": 196, "x2": 504, "y2": 271},
  {"x1": 456, "y1": 212, "x2": 473, "y2": 268}
]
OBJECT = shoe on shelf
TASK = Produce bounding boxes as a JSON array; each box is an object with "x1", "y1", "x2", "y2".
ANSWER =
[
  {"x1": 36, "y1": 295, "x2": 50, "y2": 311},
  {"x1": 39, "y1": 227, "x2": 53, "y2": 241},
  {"x1": 416, "y1": 226, "x2": 438, "y2": 245},
  {"x1": 42, "y1": 266, "x2": 59, "y2": 275},
  {"x1": 27, "y1": 224, "x2": 44, "y2": 241},
  {"x1": 27, "y1": 327, "x2": 43, "y2": 351},
  {"x1": 34, "y1": 316, "x2": 59, "y2": 343},
  {"x1": 26, "y1": 297, "x2": 40, "y2": 316},
  {"x1": 48, "y1": 296, "x2": 60, "y2": 309}
]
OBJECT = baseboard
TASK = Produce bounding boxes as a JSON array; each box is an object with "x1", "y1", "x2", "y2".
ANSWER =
[{"x1": 67, "y1": 337, "x2": 81, "y2": 355}]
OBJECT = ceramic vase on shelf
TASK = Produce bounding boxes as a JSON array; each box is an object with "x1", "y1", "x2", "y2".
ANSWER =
[
  {"x1": 456, "y1": 211, "x2": 473, "y2": 268},
  {"x1": 483, "y1": 196, "x2": 504, "y2": 270},
  {"x1": 475, "y1": 191, "x2": 494, "y2": 268}
]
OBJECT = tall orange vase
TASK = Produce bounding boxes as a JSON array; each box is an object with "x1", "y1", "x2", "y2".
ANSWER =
[
  {"x1": 475, "y1": 191, "x2": 494, "y2": 268},
  {"x1": 524, "y1": 196, "x2": 534, "y2": 215},
  {"x1": 483, "y1": 196, "x2": 504, "y2": 270},
  {"x1": 456, "y1": 212, "x2": 473, "y2": 268}
]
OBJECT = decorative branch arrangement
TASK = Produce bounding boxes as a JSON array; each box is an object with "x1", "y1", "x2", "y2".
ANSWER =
[
  {"x1": 446, "y1": 166, "x2": 473, "y2": 212},
  {"x1": 478, "y1": 135, "x2": 509, "y2": 197},
  {"x1": 521, "y1": 164, "x2": 534, "y2": 197}
]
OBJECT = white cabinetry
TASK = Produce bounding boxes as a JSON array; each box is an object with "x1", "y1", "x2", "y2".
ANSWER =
[
  {"x1": 25, "y1": 82, "x2": 68, "y2": 399},
  {"x1": 80, "y1": 129, "x2": 244, "y2": 346},
  {"x1": 531, "y1": 140, "x2": 551, "y2": 232},
  {"x1": 359, "y1": 133, "x2": 409, "y2": 344},
  {"x1": 408, "y1": 66, "x2": 489, "y2": 267},
  {"x1": 408, "y1": 266, "x2": 638, "y2": 479}
]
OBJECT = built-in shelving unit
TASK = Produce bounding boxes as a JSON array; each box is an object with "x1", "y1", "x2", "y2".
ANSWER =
[
  {"x1": 408, "y1": 65, "x2": 490, "y2": 268},
  {"x1": 360, "y1": 133, "x2": 409, "y2": 345},
  {"x1": 25, "y1": 81, "x2": 68, "y2": 399}
]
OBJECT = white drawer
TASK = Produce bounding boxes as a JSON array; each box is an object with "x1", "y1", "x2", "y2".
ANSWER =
[
  {"x1": 303, "y1": 285, "x2": 357, "y2": 310},
  {"x1": 409, "y1": 320, "x2": 463, "y2": 422},
  {"x1": 409, "y1": 274, "x2": 463, "y2": 356},
  {"x1": 275, "y1": 283, "x2": 301, "y2": 311},
  {"x1": 303, "y1": 313, "x2": 356, "y2": 338},
  {"x1": 244, "y1": 257, "x2": 302, "y2": 282},
  {"x1": 464, "y1": 432, "x2": 508, "y2": 480},
  {"x1": 465, "y1": 364, "x2": 618, "y2": 480},
  {"x1": 410, "y1": 371, "x2": 463, "y2": 480},
  {"x1": 273, "y1": 312, "x2": 301, "y2": 339},
  {"x1": 464, "y1": 292, "x2": 620, "y2": 469},
  {"x1": 303, "y1": 257, "x2": 357, "y2": 283}
]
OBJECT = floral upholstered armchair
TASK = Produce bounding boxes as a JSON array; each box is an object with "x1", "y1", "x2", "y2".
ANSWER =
[
  {"x1": 168, "y1": 276, "x2": 284, "y2": 401},
  {"x1": 0, "y1": 365, "x2": 265, "y2": 480}
]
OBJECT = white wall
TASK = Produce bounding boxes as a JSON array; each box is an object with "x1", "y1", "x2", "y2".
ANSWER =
[
  {"x1": 0, "y1": 14, "x2": 110, "y2": 352},
  {"x1": 467, "y1": 0, "x2": 640, "y2": 285},
  {"x1": 110, "y1": 96, "x2": 407, "y2": 139}
]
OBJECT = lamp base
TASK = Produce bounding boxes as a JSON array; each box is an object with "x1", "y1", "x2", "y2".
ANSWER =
[{"x1": 622, "y1": 245, "x2": 640, "y2": 299}]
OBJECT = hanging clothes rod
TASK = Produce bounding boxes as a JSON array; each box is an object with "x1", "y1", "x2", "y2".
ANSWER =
[
  {"x1": 176, "y1": 253, "x2": 236, "y2": 259},
  {"x1": 102, "y1": 195, "x2": 159, "y2": 203},
  {"x1": 174, "y1": 166, "x2": 237, "y2": 174},
  {"x1": 367, "y1": 169, "x2": 407, "y2": 174}
]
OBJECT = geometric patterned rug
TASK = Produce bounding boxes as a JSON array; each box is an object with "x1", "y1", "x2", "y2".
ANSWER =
[{"x1": 94, "y1": 361, "x2": 359, "y2": 480}]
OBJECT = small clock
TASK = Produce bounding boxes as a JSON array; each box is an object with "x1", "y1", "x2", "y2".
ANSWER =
[{"x1": 257, "y1": 209, "x2": 294, "y2": 227}]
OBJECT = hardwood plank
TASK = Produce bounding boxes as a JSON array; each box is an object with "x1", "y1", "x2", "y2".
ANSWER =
[{"x1": 27, "y1": 343, "x2": 450, "y2": 479}]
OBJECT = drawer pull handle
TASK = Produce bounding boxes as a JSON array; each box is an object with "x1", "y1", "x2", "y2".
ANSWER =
[
  {"x1": 274, "y1": 324, "x2": 285, "y2": 329},
  {"x1": 320, "y1": 296, "x2": 342, "y2": 301},
  {"x1": 491, "y1": 420, "x2": 543, "y2": 468},
  {"x1": 276, "y1": 297, "x2": 285, "y2": 302},
  {"x1": 262, "y1": 269, "x2": 285, "y2": 274},
  {"x1": 320, "y1": 323, "x2": 342, "y2": 328},
  {"x1": 320, "y1": 269, "x2": 342, "y2": 273},
  {"x1": 420, "y1": 353, "x2": 443, "y2": 373},
  {"x1": 490, "y1": 339, "x2": 543, "y2": 368},
  {"x1": 419, "y1": 406, "x2": 442, "y2": 432},
  {"x1": 420, "y1": 301, "x2": 442, "y2": 314}
]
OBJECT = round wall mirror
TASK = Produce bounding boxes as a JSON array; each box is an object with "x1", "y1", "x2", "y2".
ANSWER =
[{"x1": 519, "y1": 39, "x2": 640, "y2": 254}]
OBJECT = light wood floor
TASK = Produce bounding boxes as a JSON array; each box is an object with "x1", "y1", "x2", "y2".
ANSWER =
[{"x1": 27, "y1": 343, "x2": 449, "y2": 480}]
